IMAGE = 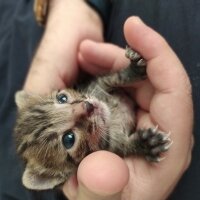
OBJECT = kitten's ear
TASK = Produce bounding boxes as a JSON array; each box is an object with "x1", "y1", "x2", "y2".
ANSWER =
[
  {"x1": 15, "y1": 90, "x2": 30, "y2": 109},
  {"x1": 22, "y1": 167, "x2": 64, "y2": 190}
]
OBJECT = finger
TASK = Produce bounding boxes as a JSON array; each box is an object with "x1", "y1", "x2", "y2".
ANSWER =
[
  {"x1": 78, "y1": 53, "x2": 108, "y2": 75},
  {"x1": 79, "y1": 40, "x2": 155, "y2": 111},
  {"x1": 124, "y1": 16, "x2": 191, "y2": 93},
  {"x1": 79, "y1": 40, "x2": 129, "y2": 75},
  {"x1": 126, "y1": 80, "x2": 154, "y2": 111},
  {"x1": 124, "y1": 17, "x2": 193, "y2": 171},
  {"x1": 62, "y1": 175, "x2": 78, "y2": 200},
  {"x1": 124, "y1": 16, "x2": 193, "y2": 133},
  {"x1": 76, "y1": 151, "x2": 129, "y2": 200}
]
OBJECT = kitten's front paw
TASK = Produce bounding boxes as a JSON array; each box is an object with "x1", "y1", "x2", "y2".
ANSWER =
[
  {"x1": 125, "y1": 46, "x2": 147, "y2": 78},
  {"x1": 135, "y1": 127, "x2": 172, "y2": 162},
  {"x1": 125, "y1": 46, "x2": 147, "y2": 67}
]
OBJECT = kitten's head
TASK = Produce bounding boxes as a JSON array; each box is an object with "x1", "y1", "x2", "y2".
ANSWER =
[{"x1": 14, "y1": 89, "x2": 110, "y2": 190}]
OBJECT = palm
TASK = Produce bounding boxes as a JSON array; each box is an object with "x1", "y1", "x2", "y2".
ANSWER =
[
  {"x1": 121, "y1": 72, "x2": 191, "y2": 198},
  {"x1": 60, "y1": 17, "x2": 193, "y2": 200},
  {"x1": 122, "y1": 87, "x2": 178, "y2": 199},
  {"x1": 78, "y1": 36, "x2": 193, "y2": 199}
]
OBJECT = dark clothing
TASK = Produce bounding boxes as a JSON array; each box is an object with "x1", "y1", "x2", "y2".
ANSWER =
[
  {"x1": 105, "y1": 2, "x2": 200, "y2": 200},
  {"x1": 0, "y1": 0, "x2": 200, "y2": 199}
]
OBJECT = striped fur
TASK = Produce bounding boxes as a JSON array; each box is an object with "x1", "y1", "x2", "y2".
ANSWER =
[{"x1": 14, "y1": 48, "x2": 171, "y2": 190}]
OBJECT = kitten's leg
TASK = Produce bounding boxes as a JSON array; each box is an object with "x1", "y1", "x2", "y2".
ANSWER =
[
  {"x1": 96, "y1": 46, "x2": 147, "y2": 91},
  {"x1": 127, "y1": 127, "x2": 172, "y2": 162},
  {"x1": 125, "y1": 46, "x2": 147, "y2": 79}
]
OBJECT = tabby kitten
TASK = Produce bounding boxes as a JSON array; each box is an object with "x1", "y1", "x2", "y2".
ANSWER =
[{"x1": 14, "y1": 47, "x2": 171, "y2": 190}]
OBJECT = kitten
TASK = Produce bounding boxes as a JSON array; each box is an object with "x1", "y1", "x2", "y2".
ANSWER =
[{"x1": 14, "y1": 47, "x2": 171, "y2": 190}]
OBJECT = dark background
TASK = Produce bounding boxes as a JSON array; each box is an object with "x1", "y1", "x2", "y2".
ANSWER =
[{"x1": 0, "y1": 0, "x2": 200, "y2": 199}]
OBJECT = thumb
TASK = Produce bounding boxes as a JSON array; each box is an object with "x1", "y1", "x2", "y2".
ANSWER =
[
  {"x1": 124, "y1": 16, "x2": 189, "y2": 92},
  {"x1": 77, "y1": 151, "x2": 129, "y2": 200}
]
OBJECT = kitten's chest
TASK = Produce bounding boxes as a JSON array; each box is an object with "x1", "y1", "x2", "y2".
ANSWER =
[
  {"x1": 97, "y1": 89, "x2": 135, "y2": 133},
  {"x1": 109, "y1": 91, "x2": 135, "y2": 128},
  {"x1": 84, "y1": 82, "x2": 136, "y2": 133}
]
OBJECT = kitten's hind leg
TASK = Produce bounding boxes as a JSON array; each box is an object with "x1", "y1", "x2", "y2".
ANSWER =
[{"x1": 128, "y1": 127, "x2": 172, "y2": 162}]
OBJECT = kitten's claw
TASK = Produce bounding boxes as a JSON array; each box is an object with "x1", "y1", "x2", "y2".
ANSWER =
[
  {"x1": 135, "y1": 128, "x2": 172, "y2": 162},
  {"x1": 146, "y1": 155, "x2": 166, "y2": 163},
  {"x1": 124, "y1": 46, "x2": 147, "y2": 79},
  {"x1": 125, "y1": 46, "x2": 146, "y2": 66},
  {"x1": 152, "y1": 125, "x2": 159, "y2": 133},
  {"x1": 137, "y1": 58, "x2": 147, "y2": 67},
  {"x1": 162, "y1": 131, "x2": 171, "y2": 141},
  {"x1": 125, "y1": 46, "x2": 141, "y2": 60}
]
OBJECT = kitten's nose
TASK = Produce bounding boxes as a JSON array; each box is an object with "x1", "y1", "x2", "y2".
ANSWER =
[{"x1": 84, "y1": 101, "x2": 94, "y2": 114}]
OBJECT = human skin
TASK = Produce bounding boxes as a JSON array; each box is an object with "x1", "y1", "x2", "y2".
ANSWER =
[
  {"x1": 61, "y1": 17, "x2": 193, "y2": 200},
  {"x1": 24, "y1": 0, "x2": 103, "y2": 94},
  {"x1": 23, "y1": 1, "x2": 193, "y2": 199}
]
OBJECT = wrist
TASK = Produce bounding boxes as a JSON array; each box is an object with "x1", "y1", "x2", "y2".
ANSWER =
[
  {"x1": 34, "y1": 0, "x2": 85, "y2": 26},
  {"x1": 45, "y1": 0, "x2": 103, "y2": 45},
  {"x1": 26, "y1": 0, "x2": 104, "y2": 93},
  {"x1": 47, "y1": 0, "x2": 103, "y2": 30},
  {"x1": 39, "y1": 0, "x2": 103, "y2": 66},
  {"x1": 86, "y1": 0, "x2": 112, "y2": 29}
]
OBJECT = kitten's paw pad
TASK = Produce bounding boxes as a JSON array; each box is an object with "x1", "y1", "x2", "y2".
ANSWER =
[
  {"x1": 125, "y1": 46, "x2": 147, "y2": 67},
  {"x1": 137, "y1": 128, "x2": 172, "y2": 162}
]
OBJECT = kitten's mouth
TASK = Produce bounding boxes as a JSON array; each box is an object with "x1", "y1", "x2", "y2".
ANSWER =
[{"x1": 86, "y1": 99, "x2": 110, "y2": 123}]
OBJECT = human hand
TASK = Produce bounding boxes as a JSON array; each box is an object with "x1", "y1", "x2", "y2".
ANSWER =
[
  {"x1": 24, "y1": 0, "x2": 103, "y2": 94},
  {"x1": 62, "y1": 17, "x2": 194, "y2": 200}
]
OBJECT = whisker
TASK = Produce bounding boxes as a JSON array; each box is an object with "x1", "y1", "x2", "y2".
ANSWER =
[{"x1": 91, "y1": 115, "x2": 111, "y2": 146}]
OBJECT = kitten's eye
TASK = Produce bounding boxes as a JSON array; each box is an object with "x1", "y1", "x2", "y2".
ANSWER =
[
  {"x1": 56, "y1": 93, "x2": 68, "y2": 104},
  {"x1": 62, "y1": 131, "x2": 75, "y2": 149}
]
